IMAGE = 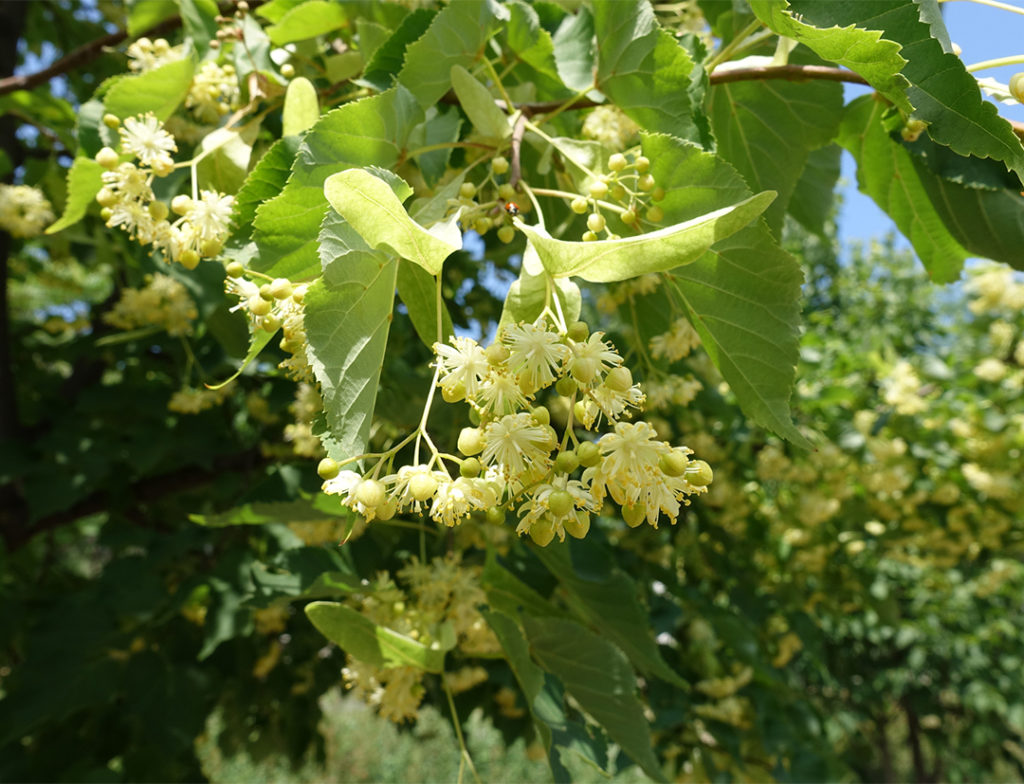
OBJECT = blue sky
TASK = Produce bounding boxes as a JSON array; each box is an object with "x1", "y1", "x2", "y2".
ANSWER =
[{"x1": 838, "y1": 0, "x2": 1024, "y2": 248}]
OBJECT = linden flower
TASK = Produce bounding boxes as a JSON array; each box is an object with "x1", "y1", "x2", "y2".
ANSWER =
[
  {"x1": 650, "y1": 317, "x2": 701, "y2": 362},
  {"x1": 481, "y1": 413, "x2": 553, "y2": 476},
  {"x1": 502, "y1": 322, "x2": 569, "y2": 391},
  {"x1": 102, "y1": 162, "x2": 153, "y2": 201},
  {"x1": 106, "y1": 199, "x2": 155, "y2": 241},
  {"x1": 429, "y1": 477, "x2": 497, "y2": 527},
  {"x1": 188, "y1": 190, "x2": 235, "y2": 239},
  {"x1": 475, "y1": 369, "x2": 529, "y2": 417},
  {"x1": 567, "y1": 331, "x2": 622, "y2": 385},
  {"x1": 517, "y1": 479, "x2": 598, "y2": 540},
  {"x1": 119, "y1": 113, "x2": 177, "y2": 170},
  {"x1": 434, "y1": 336, "x2": 489, "y2": 398},
  {"x1": 0, "y1": 184, "x2": 55, "y2": 237},
  {"x1": 385, "y1": 464, "x2": 449, "y2": 511},
  {"x1": 588, "y1": 381, "x2": 645, "y2": 423}
]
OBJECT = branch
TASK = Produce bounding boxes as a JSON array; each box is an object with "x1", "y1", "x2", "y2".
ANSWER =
[{"x1": 0, "y1": 15, "x2": 179, "y2": 98}]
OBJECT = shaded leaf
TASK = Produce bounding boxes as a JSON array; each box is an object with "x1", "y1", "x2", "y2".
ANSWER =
[
  {"x1": 46, "y1": 157, "x2": 103, "y2": 234},
  {"x1": 450, "y1": 65, "x2": 511, "y2": 140},
  {"x1": 499, "y1": 265, "x2": 581, "y2": 332},
  {"x1": 265, "y1": 0, "x2": 348, "y2": 45},
  {"x1": 396, "y1": 261, "x2": 454, "y2": 348}
]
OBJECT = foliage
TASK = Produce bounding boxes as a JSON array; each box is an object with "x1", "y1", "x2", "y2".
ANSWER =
[{"x1": 2, "y1": 1, "x2": 1024, "y2": 782}]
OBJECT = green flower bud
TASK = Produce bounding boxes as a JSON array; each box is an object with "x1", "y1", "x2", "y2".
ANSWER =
[
  {"x1": 570, "y1": 196, "x2": 589, "y2": 214},
  {"x1": 280, "y1": 63, "x2": 295, "y2": 78},
  {"x1": 651, "y1": 186, "x2": 666, "y2": 202},
  {"x1": 587, "y1": 213, "x2": 606, "y2": 233},
  {"x1": 622, "y1": 503, "x2": 646, "y2": 528},
  {"x1": 317, "y1": 457, "x2": 340, "y2": 479},
  {"x1": 96, "y1": 147, "x2": 120, "y2": 169},
  {"x1": 468, "y1": 406, "x2": 482, "y2": 426},
  {"x1": 171, "y1": 194, "x2": 192, "y2": 216},
  {"x1": 356, "y1": 479, "x2": 386, "y2": 508},
  {"x1": 635, "y1": 155, "x2": 651, "y2": 173},
  {"x1": 604, "y1": 366, "x2": 632, "y2": 392},
  {"x1": 498, "y1": 183, "x2": 517, "y2": 201},
  {"x1": 179, "y1": 249, "x2": 201, "y2": 270},
  {"x1": 458, "y1": 426, "x2": 485, "y2": 456},
  {"x1": 609, "y1": 183, "x2": 626, "y2": 201},
  {"x1": 646, "y1": 206, "x2": 664, "y2": 223},
  {"x1": 442, "y1": 382, "x2": 465, "y2": 403},
  {"x1": 564, "y1": 511, "x2": 590, "y2": 539},
  {"x1": 567, "y1": 321, "x2": 590, "y2": 342},
  {"x1": 554, "y1": 450, "x2": 579, "y2": 474},
  {"x1": 268, "y1": 278, "x2": 293, "y2": 299},
  {"x1": 528, "y1": 516, "x2": 556, "y2": 546},
  {"x1": 582, "y1": 230, "x2": 598, "y2": 242},
  {"x1": 620, "y1": 208, "x2": 637, "y2": 225},
  {"x1": 659, "y1": 451, "x2": 689, "y2": 477},
  {"x1": 555, "y1": 376, "x2": 578, "y2": 397},
  {"x1": 409, "y1": 473, "x2": 439, "y2": 502},
  {"x1": 588, "y1": 180, "x2": 609, "y2": 200},
  {"x1": 262, "y1": 314, "x2": 282, "y2": 332},
  {"x1": 459, "y1": 181, "x2": 477, "y2": 199},
  {"x1": 225, "y1": 261, "x2": 245, "y2": 278},
  {"x1": 248, "y1": 295, "x2": 272, "y2": 316},
  {"x1": 608, "y1": 153, "x2": 627, "y2": 172},
  {"x1": 492, "y1": 155, "x2": 509, "y2": 174},
  {"x1": 102, "y1": 113, "x2": 121, "y2": 129},
  {"x1": 497, "y1": 225, "x2": 516, "y2": 244},
  {"x1": 148, "y1": 200, "x2": 169, "y2": 222},
  {"x1": 638, "y1": 173, "x2": 655, "y2": 192},
  {"x1": 259, "y1": 283, "x2": 275, "y2": 301},
  {"x1": 685, "y1": 459, "x2": 714, "y2": 487},
  {"x1": 486, "y1": 506, "x2": 506, "y2": 525},
  {"x1": 530, "y1": 405, "x2": 550, "y2": 425},
  {"x1": 548, "y1": 490, "x2": 574, "y2": 517},
  {"x1": 460, "y1": 457, "x2": 482, "y2": 478},
  {"x1": 577, "y1": 441, "x2": 601, "y2": 467}
]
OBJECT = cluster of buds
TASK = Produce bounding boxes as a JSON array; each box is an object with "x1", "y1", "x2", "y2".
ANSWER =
[
  {"x1": 570, "y1": 150, "x2": 666, "y2": 240},
  {"x1": 445, "y1": 155, "x2": 527, "y2": 243},
  {"x1": 186, "y1": 62, "x2": 242, "y2": 123},
  {"x1": 320, "y1": 317, "x2": 713, "y2": 545},
  {"x1": 94, "y1": 113, "x2": 234, "y2": 269},
  {"x1": 224, "y1": 262, "x2": 313, "y2": 381}
]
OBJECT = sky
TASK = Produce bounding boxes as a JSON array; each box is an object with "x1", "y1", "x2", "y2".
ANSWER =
[{"x1": 837, "y1": 0, "x2": 1024, "y2": 249}]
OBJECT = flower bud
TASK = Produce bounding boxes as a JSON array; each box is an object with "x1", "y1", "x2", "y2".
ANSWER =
[
  {"x1": 280, "y1": 63, "x2": 295, "y2": 78},
  {"x1": 171, "y1": 194, "x2": 192, "y2": 216},
  {"x1": 96, "y1": 187, "x2": 118, "y2": 208},
  {"x1": 409, "y1": 473, "x2": 438, "y2": 502},
  {"x1": 497, "y1": 225, "x2": 515, "y2": 243},
  {"x1": 587, "y1": 213, "x2": 606, "y2": 233},
  {"x1": 659, "y1": 451, "x2": 689, "y2": 477},
  {"x1": 646, "y1": 206, "x2": 664, "y2": 223},
  {"x1": 555, "y1": 376, "x2": 578, "y2": 397},
  {"x1": 225, "y1": 261, "x2": 245, "y2": 278},
  {"x1": 530, "y1": 405, "x2": 550, "y2": 425},
  {"x1": 588, "y1": 180, "x2": 609, "y2": 200},
  {"x1": 564, "y1": 511, "x2": 590, "y2": 539},
  {"x1": 248, "y1": 295, "x2": 272, "y2": 316},
  {"x1": 268, "y1": 278, "x2": 293, "y2": 299},
  {"x1": 570, "y1": 196, "x2": 589, "y2": 214},
  {"x1": 581, "y1": 230, "x2": 598, "y2": 242},
  {"x1": 148, "y1": 200, "x2": 169, "y2": 222},
  {"x1": 608, "y1": 153, "x2": 627, "y2": 172},
  {"x1": 528, "y1": 516, "x2": 556, "y2": 546},
  {"x1": 548, "y1": 490, "x2": 574, "y2": 517},
  {"x1": 458, "y1": 427, "x2": 485, "y2": 456},
  {"x1": 554, "y1": 450, "x2": 579, "y2": 474},
  {"x1": 317, "y1": 457, "x2": 340, "y2": 479},
  {"x1": 604, "y1": 366, "x2": 632, "y2": 392},
  {"x1": 460, "y1": 457, "x2": 482, "y2": 478},
  {"x1": 442, "y1": 382, "x2": 465, "y2": 403},
  {"x1": 685, "y1": 459, "x2": 713, "y2": 487},
  {"x1": 1011, "y1": 73, "x2": 1024, "y2": 104},
  {"x1": 638, "y1": 173, "x2": 655, "y2": 192},
  {"x1": 459, "y1": 182, "x2": 477, "y2": 199},
  {"x1": 355, "y1": 479, "x2": 386, "y2": 508},
  {"x1": 577, "y1": 441, "x2": 600, "y2": 467},
  {"x1": 635, "y1": 155, "x2": 650, "y2": 173},
  {"x1": 567, "y1": 321, "x2": 589, "y2": 342},
  {"x1": 179, "y1": 249, "x2": 201, "y2": 270},
  {"x1": 492, "y1": 155, "x2": 509, "y2": 174},
  {"x1": 622, "y1": 503, "x2": 646, "y2": 527},
  {"x1": 96, "y1": 147, "x2": 120, "y2": 169},
  {"x1": 102, "y1": 113, "x2": 121, "y2": 129}
]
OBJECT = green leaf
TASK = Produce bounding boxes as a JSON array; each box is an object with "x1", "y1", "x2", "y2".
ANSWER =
[
  {"x1": 177, "y1": 0, "x2": 219, "y2": 58},
  {"x1": 407, "y1": 107, "x2": 462, "y2": 187},
  {"x1": 787, "y1": 143, "x2": 841, "y2": 235},
  {"x1": 593, "y1": 0, "x2": 706, "y2": 142},
  {"x1": 450, "y1": 65, "x2": 511, "y2": 140},
  {"x1": 46, "y1": 157, "x2": 103, "y2": 235},
  {"x1": 397, "y1": 0, "x2": 505, "y2": 109},
  {"x1": 786, "y1": 0, "x2": 1024, "y2": 181},
  {"x1": 196, "y1": 127, "x2": 254, "y2": 194},
  {"x1": 252, "y1": 86, "x2": 423, "y2": 280},
  {"x1": 396, "y1": 261, "x2": 454, "y2": 348},
  {"x1": 640, "y1": 133, "x2": 807, "y2": 446},
  {"x1": 482, "y1": 609, "x2": 608, "y2": 783},
  {"x1": 282, "y1": 76, "x2": 320, "y2": 137},
  {"x1": 103, "y1": 57, "x2": 196, "y2": 122},
  {"x1": 524, "y1": 616, "x2": 666, "y2": 783},
  {"x1": 305, "y1": 219, "x2": 398, "y2": 461},
  {"x1": 516, "y1": 191, "x2": 775, "y2": 282},
  {"x1": 265, "y1": 0, "x2": 348, "y2": 45},
  {"x1": 837, "y1": 95, "x2": 967, "y2": 283},
  {"x1": 324, "y1": 51, "x2": 364, "y2": 84},
  {"x1": 502, "y1": 1, "x2": 570, "y2": 98},
  {"x1": 189, "y1": 497, "x2": 347, "y2": 527},
  {"x1": 323, "y1": 168, "x2": 461, "y2": 276},
  {"x1": 533, "y1": 543, "x2": 689, "y2": 690},
  {"x1": 498, "y1": 265, "x2": 581, "y2": 332},
  {"x1": 127, "y1": 0, "x2": 177, "y2": 36},
  {"x1": 551, "y1": 6, "x2": 596, "y2": 94},
  {"x1": 305, "y1": 601, "x2": 446, "y2": 672},
  {"x1": 708, "y1": 76, "x2": 843, "y2": 233},
  {"x1": 232, "y1": 135, "x2": 302, "y2": 233},
  {"x1": 481, "y1": 551, "x2": 565, "y2": 620},
  {"x1": 748, "y1": 0, "x2": 912, "y2": 114},
  {"x1": 205, "y1": 327, "x2": 277, "y2": 391},
  {"x1": 361, "y1": 9, "x2": 436, "y2": 92},
  {"x1": 254, "y1": 0, "x2": 304, "y2": 23}
]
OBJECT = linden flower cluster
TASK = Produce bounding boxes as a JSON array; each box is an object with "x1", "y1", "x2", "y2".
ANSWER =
[
  {"x1": 125, "y1": 37, "x2": 185, "y2": 73},
  {"x1": 103, "y1": 272, "x2": 198, "y2": 336},
  {"x1": 341, "y1": 554, "x2": 498, "y2": 723},
  {"x1": 186, "y1": 61, "x2": 242, "y2": 123},
  {"x1": 321, "y1": 318, "x2": 713, "y2": 545},
  {"x1": 0, "y1": 184, "x2": 54, "y2": 238},
  {"x1": 223, "y1": 262, "x2": 313, "y2": 381},
  {"x1": 94, "y1": 113, "x2": 234, "y2": 269}
]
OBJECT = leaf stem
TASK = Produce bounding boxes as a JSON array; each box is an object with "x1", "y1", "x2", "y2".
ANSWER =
[
  {"x1": 965, "y1": 54, "x2": 1024, "y2": 72},
  {"x1": 443, "y1": 677, "x2": 482, "y2": 784},
  {"x1": 941, "y1": 0, "x2": 1024, "y2": 17},
  {"x1": 706, "y1": 19, "x2": 765, "y2": 71}
]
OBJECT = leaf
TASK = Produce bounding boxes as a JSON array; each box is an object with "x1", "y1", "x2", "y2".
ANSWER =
[
  {"x1": 708, "y1": 76, "x2": 843, "y2": 233},
  {"x1": 177, "y1": 0, "x2": 219, "y2": 58},
  {"x1": 551, "y1": 6, "x2": 596, "y2": 94},
  {"x1": 232, "y1": 135, "x2": 302, "y2": 232},
  {"x1": 196, "y1": 127, "x2": 253, "y2": 194},
  {"x1": 324, "y1": 51, "x2": 363, "y2": 84},
  {"x1": 748, "y1": 0, "x2": 912, "y2": 114},
  {"x1": 837, "y1": 95, "x2": 967, "y2": 283},
  {"x1": 498, "y1": 266, "x2": 581, "y2": 332},
  {"x1": 787, "y1": 143, "x2": 841, "y2": 235},
  {"x1": 502, "y1": 1, "x2": 570, "y2": 98},
  {"x1": 396, "y1": 261, "x2": 454, "y2": 348},
  {"x1": 282, "y1": 76, "x2": 320, "y2": 137},
  {"x1": 254, "y1": 0, "x2": 304, "y2": 23},
  {"x1": 524, "y1": 616, "x2": 667, "y2": 783},
  {"x1": 189, "y1": 498, "x2": 347, "y2": 527},
  {"x1": 305, "y1": 218, "x2": 398, "y2": 461},
  {"x1": 46, "y1": 157, "x2": 103, "y2": 234},
  {"x1": 593, "y1": 0, "x2": 706, "y2": 143},
  {"x1": 785, "y1": 0, "x2": 1024, "y2": 181},
  {"x1": 450, "y1": 65, "x2": 511, "y2": 140},
  {"x1": 323, "y1": 168, "x2": 461, "y2": 276},
  {"x1": 516, "y1": 191, "x2": 775, "y2": 282},
  {"x1": 127, "y1": 0, "x2": 177, "y2": 36},
  {"x1": 251, "y1": 86, "x2": 423, "y2": 280},
  {"x1": 640, "y1": 132, "x2": 807, "y2": 446},
  {"x1": 407, "y1": 107, "x2": 462, "y2": 187},
  {"x1": 397, "y1": 0, "x2": 506, "y2": 109},
  {"x1": 205, "y1": 327, "x2": 277, "y2": 391},
  {"x1": 103, "y1": 57, "x2": 196, "y2": 122},
  {"x1": 360, "y1": 9, "x2": 437, "y2": 92},
  {"x1": 533, "y1": 543, "x2": 689, "y2": 690},
  {"x1": 265, "y1": 0, "x2": 348, "y2": 45},
  {"x1": 481, "y1": 551, "x2": 565, "y2": 620},
  {"x1": 482, "y1": 609, "x2": 608, "y2": 783},
  {"x1": 305, "y1": 601, "x2": 446, "y2": 673}
]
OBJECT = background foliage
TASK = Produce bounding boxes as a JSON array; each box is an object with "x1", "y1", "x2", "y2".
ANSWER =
[{"x1": 1, "y1": 1, "x2": 1023, "y2": 782}]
